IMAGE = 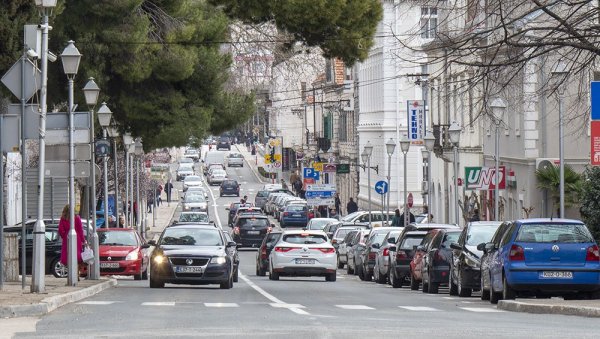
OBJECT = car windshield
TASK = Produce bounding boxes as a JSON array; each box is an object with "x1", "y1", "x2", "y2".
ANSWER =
[
  {"x1": 335, "y1": 229, "x2": 354, "y2": 239},
  {"x1": 400, "y1": 236, "x2": 424, "y2": 249},
  {"x1": 179, "y1": 213, "x2": 209, "y2": 223},
  {"x1": 185, "y1": 195, "x2": 206, "y2": 203},
  {"x1": 184, "y1": 176, "x2": 201, "y2": 182},
  {"x1": 308, "y1": 219, "x2": 335, "y2": 230},
  {"x1": 99, "y1": 231, "x2": 137, "y2": 246},
  {"x1": 370, "y1": 233, "x2": 387, "y2": 245},
  {"x1": 257, "y1": 191, "x2": 268, "y2": 198},
  {"x1": 212, "y1": 170, "x2": 226, "y2": 176},
  {"x1": 515, "y1": 223, "x2": 594, "y2": 243},
  {"x1": 239, "y1": 218, "x2": 269, "y2": 228},
  {"x1": 161, "y1": 228, "x2": 223, "y2": 246},
  {"x1": 466, "y1": 225, "x2": 501, "y2": 246},
  {"x1": 341, "y1": 212, "x2": 362, "y2": 222},
  {"x1": 180, "y1": 158, "x2": 193, "y2": 163},
  {"x1": 283, "y1": 234, "x2": 328, "y2": 244}
]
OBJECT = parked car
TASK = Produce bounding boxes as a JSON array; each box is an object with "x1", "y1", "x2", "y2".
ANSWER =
[
  {"x1": 225, "y1": 153, "x2": 244, "y2": 167},
  {"x1": 346, "y1": 230, "x2": 371, "y2": 275},
  {"x1": 480, "y1": 222, "x2": 512, "y2": 301},
  {"x1": 254, "y1": 190, "x2": 270, "y2": 210},
  {"x1": 208, "y1": 169, "x2": 228, "y2": 185},
  {"x1": 183, "y1": 175, "x2": 202, "y2": 192},
  {"x1": 337, "y1": 230, "x2": 360, "y2": 269},
  {"x1": 255, "y1": 231, "x2": 282, "y2": 276},
  {"x1": 449, "y1": 221, "x2": 502, "y2": 297},
  {"x1": 360, "y1": 227, "x2": 397, "y2": 281},
  {"x1": 340, "y1": 211, "x2": 395, "y2": 227},
  {"x1": 482, "y1": 218, "x2": 600, "y2": 303},
  {"x1": 148, "y1": 224, "x2": 236, "y2": 289},
  {"x1": 268, "y1": 230, "x2": 337, "y2": 281},
  {"x1": 305, "y1": 218, "x2": 338, "y2": 231},
  {"x1": 409, "y1": 230, "x2": 438, "y2": 290},
  {"x1": 420, "y1": 229, "x2": 461, "y2": 293},
  {"x1": 97, "y1": 228, "x2": 150, "y2": 280},
  {"x1": 182, "y1": 194, "x2": 208, "y2": 213},
  {"x1": 280, "y1": 204, "x2": 309, "y2": 227},
  {"x1": 232, "y1": 215, "x2": 273, "y2": 248},
  {"x1": 388, "y1": 230, "x2": 428, "y2": 288},
  {"x1": 373, "y1": 229, "x2": 402, "y2": 284},
  {"x1": 220, "y1": 180, "x2": 240, "y2": 197},
  {"x1": 216, "y1": 136, "x2": 231, "y2": 150}
]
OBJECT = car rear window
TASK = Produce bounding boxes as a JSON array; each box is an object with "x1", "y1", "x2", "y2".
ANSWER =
[
  {"x1": 239, "y1": 218, "x2": 269, "y2": 228},
  {"x1": 99, "y1": 231, "x2": 137, "y2": 246},
  {"x1": 515, "y1": 223, "x2": 594, "y2": 243},
  {"x1": 283, "y1": 234, "x2": 328, "y2": 244},
  {"x1": 229, "y1": 153, "x2": 243, "y2": 158},
  {"x1": 370, "y1": 233, "x2": 387, "y2": 245},
  {"x1": 257, "y1": 191, "x2": 269, "y2": 197},
  {"x1": 185, "y1": 195, "x2": 206, "y2": 202},
  {"x1": 400, "y1": 236, "x2": 424, "y2": 249},
  {"x1": 335, "y1": 229, "x2": 352, "y2": 239},
  {"x1": 161, "y1": 228, "x2": 223, "y2": 246},
  {"x1": 179, "y1": 213, "x2": 209, "y2": 223},
  {"x1": 287, "y1": 205, "x2": 307, "y2": 212}
]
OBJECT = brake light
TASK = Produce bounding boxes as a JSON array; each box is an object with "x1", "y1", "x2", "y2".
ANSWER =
[
  {"x1": 317, "y1": 248, "x2": 335, "y2": 254},
  {"x1": 283, "y1": 212, "x2": 289, "y2": 217},
  {"x1": 396, "y1": 250, "x2": 408, "y2": 260},
  {"x1": 509, "y1": 244, "x2": 525, "y2": 261},
  {"x1": 331, "y1": 239, "x2": 337, "y2": 244},
  {"x1": 368, "y1": 252, "x2": 376, "y2": 260},
  {"x1": 267, "y1": 227, "x2": 272, "y2": 233},
  {"x1": 586, "y1": 245, "x2": 600, "y2": 261},
  {"x1": 275, "y1": 247, "x2": 295, "y2": 252},
  {"x1": 383, "y1": 248, "x2": 389, "y2": 257},
  {"x1": 233, "y1": 227, "x2": 240, "y2": 235},
  {"x1": 260, "y1": 247, "x2": 268, "y2": 259}
]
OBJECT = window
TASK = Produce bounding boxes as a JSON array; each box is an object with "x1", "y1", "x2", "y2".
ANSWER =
[
  {"x1": 283, "y1": 234, "x2": 328, "y2": 244},
  {"x1": 325, "y1": 59, "x2": 333, "y2": 82},
  {"x1": 323, "y1": 113, "x2": 333, "y2": 140},
  {"x1": 515, "y1": 223, "x2": 594, "y2": 243},
  {"x1": 401, "y1": 236, "x2": 425, "y2": 250},
  {"x1": 345, "y1": 67, "x2": 353, "y2": 81},
  {"x1": 339, "y1": 113, "x2": 348, "y2": 142},
  {"x1": 420, "y1": 7, "x2": 438, "y2": 39}
]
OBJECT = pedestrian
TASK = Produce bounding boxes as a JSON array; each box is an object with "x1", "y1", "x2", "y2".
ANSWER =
[
  {"x1": 58, "y1": 204, "x2": 86, "y2": 280},
  {"x1": 108, "y1": 215, "x2": 118, "y2": 228},
  {"x1": 400, "y1": 206, "x2": 416, "y2": 226},
  {"x1": 147, "y1": 191, "x2": 154, "y2": 213},
  {"x1": 133, "y1": 201, "x2": 138, "y2": 225},
  {"x1": 470, "y1": 209, "x2": 480, "y2": 222},
  {"x1": 330, "y1": 208, "x2": 340, "y2": 220},
  {"x1": 346, "y1": 197, "x2": 358, "y2": 214},
  {"x1": 165, "y1": 180, "x2": 173, "y2": 203},
  {"x1": 391, "y1": 209, "x2": 402, "y2": 226},
  {"x1": 289, "y1": 171, "x2": 299, "y2": 187},
  {"x1": 293, "y1": 178, "x2": 303, "y2": 195},
  {"x1": 334, "y1": 193, "x2": 341, "y2": 216},
  {"x1": 118, "y1": 214, "x2": 126, "y2": 228},
  {"x1": 156, "y1": 184, "x2": 163, "y2": 207}
]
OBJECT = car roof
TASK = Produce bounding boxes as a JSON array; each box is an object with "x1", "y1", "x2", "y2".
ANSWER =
[
  {"x1": 467, "y1": 221, "x2": 503, "y2": 226},
  {"x1": 97, "y1": 228, "x2": 137, "y2": 232},
  {"x1": 238, "y1": 214, "x2": 268, "y2": 219},
  {"x1": 166, "y1": 223, "x2": 217, "y2": 229},
  {"x1": 282, "y1": 229, "x2": 327, "y2": 236},
  {"x1": 404, "y1": 231, "x2": 429, "y2": 236},
  {"x1": 514, "y1": 218, "x2": 584, "y2": 224}
]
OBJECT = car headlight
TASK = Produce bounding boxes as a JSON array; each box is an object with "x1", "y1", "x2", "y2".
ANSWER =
[
  {"x1": 183, "y1": 205, "x2": 190, "y2": 211},
  {"x1": 464, "y1": 253, "x2": 480, "y2": 269},
  {"x1": 153, "y1": 255, "x2": 166, "y2": 264},
  {"x1": 210, "y1": 256, "x2": 227, "y2": 265},
  {"x1": 126, "y1": 250, "x2": 139, "y2": 261}
]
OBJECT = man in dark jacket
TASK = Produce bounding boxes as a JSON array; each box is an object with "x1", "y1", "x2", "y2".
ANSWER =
[{"x1": 346, "y1": 198, "x2": 358, "y2": 214}]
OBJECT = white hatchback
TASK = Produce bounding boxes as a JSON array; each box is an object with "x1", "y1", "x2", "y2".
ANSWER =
[{"x1": 269, "y1": 230, "x2": 337, "y2": 281}]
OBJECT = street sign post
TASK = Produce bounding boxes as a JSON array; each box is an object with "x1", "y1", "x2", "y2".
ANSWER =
[{"x1": 374, "y1": 180, "x2": 388, "y2": 195}]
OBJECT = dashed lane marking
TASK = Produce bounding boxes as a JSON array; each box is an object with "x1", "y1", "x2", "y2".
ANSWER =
[
  {"x1": 142, "y1": 302, "x2": 176, "y2": 306},
  {"x1": 205, "y1": 303, "x2": 239, "y2": 308},
  {"x1": 335, "y1": 305, "x2": 375, "y2": 310},
  {"x1": 398, "y1": 306, "x2": 440, "y2": 311}
]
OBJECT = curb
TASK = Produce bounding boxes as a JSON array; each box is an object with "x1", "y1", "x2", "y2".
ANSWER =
[
  {"x1": 498, "y1": 300, "x2": 600, "y2": 318},
  {"x1": 235, "y1": 145, "x2": 266, "y2": 184},
  {"x1": 0, "y1": 278, "x2": 117, "y2": 318}
]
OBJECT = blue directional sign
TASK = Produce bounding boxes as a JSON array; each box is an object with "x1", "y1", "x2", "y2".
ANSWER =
[
  {"x1": 593, "y1": 82, "x2": 600, "y2": 120},
  {"x1": 305, "y1": 191, "x2": 334, "y2": 199},
  {"x1": 375, "y1": 180, "x2": 388, "y2": 195}
]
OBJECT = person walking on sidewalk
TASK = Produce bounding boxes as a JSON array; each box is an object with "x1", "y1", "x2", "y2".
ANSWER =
[
  {"x1": 58, "y1": 204, "x2": 86, "y2": 279},
  {"x1": 165, "y1": 180, "x2": 173, "y2": 203},
  {"x1": 334, "y1": 193, "x2": 341, "y2": 216},
  {"x1": 347, "y1": 197, "x2": 358, "y2": 214}
]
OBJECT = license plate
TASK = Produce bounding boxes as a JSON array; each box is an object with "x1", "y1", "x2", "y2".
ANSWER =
[
  {"x1": 175, "y1": 266, "x2": 203, "y2": 273},
  {"x1": 100, "y1": 262, "x2": 119, "y2": 268},
  {"x1": 292, "y1": 214, "x2": 301, "y2": 217},
  {"x1": 295, "y1": 258, "x2": 315, "y2": 265},
  {"x1": 541, "y1": 271, "x2": 573, "y2": 279},
  {"x1": 247, "y1": 231, "x2": 260, "y2": 235}
]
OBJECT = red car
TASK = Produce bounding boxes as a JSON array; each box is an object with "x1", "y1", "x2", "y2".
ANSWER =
[{"x1": 97, "y1": 228, "x2": 150, "y2": 280}]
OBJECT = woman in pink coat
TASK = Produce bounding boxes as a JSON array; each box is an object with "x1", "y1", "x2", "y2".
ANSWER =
[{"x1": 58, "y1": 204, "x2": 86, "y2": 276}]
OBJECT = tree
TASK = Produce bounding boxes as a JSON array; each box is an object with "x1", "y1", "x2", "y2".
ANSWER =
[
  {"x1": 580, "y1": 166, "x2": 600, "y2": 242},
  {"x1": 535, "y1": 164, "x2": 582, "y2": 216}
]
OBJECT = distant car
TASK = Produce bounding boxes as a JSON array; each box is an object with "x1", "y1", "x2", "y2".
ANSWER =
[
  {"x1": 97, "y1": 228, "x2": 150, "y2": 280},
  {"x1": 449, "y1": 221, "x2": 502, "y2": 297},
  {"x1": 256, "y1": 231, "x2": 283, "y2": 276},
  {"x1": 280, "y1": 204, "x2": 309, "y2": 227},
  {"x1": 305, "y1": 218, "x2": 338, "y2": 231},
  {"x1": 231, "y1": 207, "x2": 263, "y2": 227},
  {"x1": 373, "y1": 229, "x2": 402, "y2": 284},
  {"x1": 346, "y1": 230, "x2": 371, "y2": 275},
  {"x1": 232, "y1": 215, "x2": 272, "y2": 248},
  {"x1": 340, "y1": 211, "x2": 395, "y2": 228},
  {"x1": 220, "y1": 180, "x2": 240, "y2": 197},
  {"x1": 179, "y1": 158, "x2": 194, "y2": 165},
  {"x1": 254, "y1": 190, "x2": 269, "y2": 210},
  {"x1": 176, "y1": 166, "x2": 194, "y2": 181},
  {"x1": 262, "y1": 184, "x2": 283, "y2": 191},
  {"x1": 419, "y1": 229, "x2": 461, "y2": 293},
  {"x1": 388, "y1": 230, "x2": 428, "y2": 288},
  {"x1": 337, "y1": 230, "x2": 360, "y2": 269},
  {"x1": 183, "y1": 175, "x2": 202, "y2": 192},
  {"x1": 268, "y1": 230, "x2": 337, "y2": 281},
  {"x1": 482, "y1": 219, "x2": 600, "y2": 303},
  {"x1": 227, "y1": 202, "x2": 252, "y2": 226},
  {"x1": 208, "y1": 169, "x2": 227, "y2": 185},
  {"x1": 360, "y1": 227, "x2": 398, "y2": 281},
  {"x1": 225, "y1": 153, "x2": 244, "y2": 167},
  {"x1": 184, "y1": 149, "x2": 200, "y2": 162},
  {"x1": 331, "y1": 226, "x2": 362, "y2": 250},
  {"x1": 148, "y1": 224, "x2": 236, "y2": 289},
  {"x1": 217, "y1": 137, "x2": 231, "y2": 151},
  {"x1": 177, "y1": 211, "x2": 210, "y2": 224},
  {"x1": 182, "y1": 194, "x2": 208, "y2": 213},
  {"x1": 186, "y1": 186, "x2": 209, "y2": 200}
]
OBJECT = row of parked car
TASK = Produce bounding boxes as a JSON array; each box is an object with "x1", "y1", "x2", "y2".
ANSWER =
[{"x1": 259, "y1": 186, "x2": 310, "y2": 227}]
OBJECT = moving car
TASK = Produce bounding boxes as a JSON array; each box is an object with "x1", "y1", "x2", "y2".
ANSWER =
[
  {"x1": 216, "y1": 136, "x2": 231, "y2": 151},
  {"x1": 220, "y1": 180, "x2": 240, "y2": 197},
  {"x1": 481, "y1": 219, "x2": 600, "y2": 303},
  {"x1": 183, "y1": 175, "x2": 202, "y2": 192},
  {"x1": 269, "y1": 230, "x2": 337, "y2": 281},
  {"x1": 176, "y1": 165, "x2": 194, "y2": 181},
  {"x1": 449, "y1": 221, "x2": 502, "y2": 297},
  {"x1": 184, "y1": 149, "x2": 200, "y2": 162},
  {"x1": 388, "y1": 230, "x2": 428, "y2": 288},
  {"x1": 208, "y1": 169, "x2": 227, "y2": 185},
  {"x1": 256, "y1": 231, "x2": 283, "y2": 276},
  {"x1": 420, "y1": 229, "x2": 461, "y2": 293},
  {"x1": 227, "y1": 202, "x2": 251, "y2": 226},
  {"x1": 373, "y1": 229, "x2": 402, "y2": 284},
  {"x1": 182, "y1": 194, "x2": 208, "y2": 213},
  {"x1": 232, "y1": 215, "x2": 273, "y2": 248},
  {"x1": 225, "y1": 153, "x2": 244, "y2": 167},
  {"x1": 305, "y1": 218, "x2": 338, "y2": 231},
  {"x1": 97, "y1": 228, "x2": 150, "y2": 280},
  {"x1": 177, "y1": 212, "x2": 210, "y2": 224},
  {"x1": 186, "y1": 186, "x2": 209, "y2": 200},
  {"x1": 280, "y1": 204, "x2": 309, "y2": 227},
  {"x1": 148, "y1": 224, "x2": 236, "y2": 289}
]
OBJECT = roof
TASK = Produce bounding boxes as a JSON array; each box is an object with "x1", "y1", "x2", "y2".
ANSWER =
[
  {"x1": 97, "y1": 228, "x2": 138, "y2": 232},
  {"x1": 166, "y1": 223, "x2": 218, "y2": 229},
  {"x1": 515, "y1": 218, "x2": 583, "y2": 224},
  {"x1": 281, "y1": 229, "x2": 327, "y2": 235}
]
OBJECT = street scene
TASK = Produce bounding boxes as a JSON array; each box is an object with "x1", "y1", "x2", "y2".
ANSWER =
[{"x1": 1, "y1": 1, "x2": 600, "y2": 338}]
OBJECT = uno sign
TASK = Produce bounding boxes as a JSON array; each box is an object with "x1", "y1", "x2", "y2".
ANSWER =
[{"x1": 465, "y1": 166, "x2": 505, "y2": 190}]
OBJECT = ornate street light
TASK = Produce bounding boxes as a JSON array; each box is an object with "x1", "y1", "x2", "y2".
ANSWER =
[
  {"x1": 551, "y1": 60, "x2": 569, "y2": 219},
  {"x1": 399, "y1": 135, "x2": 411, "y2": 226},
  {"x1": 423, "y1": 132, "x2": 435, "y2": 223},
  {"x1": 448, "y1": 121, "x2": 462, "y2": 225},
  {"x1": 97, "y1": 103, "x2": 112, "y2": 228},
  {"x1": 490, "y1": 97, "x2": 507, "y2": 221},
  {"x1": 385, "y1": 138, "x2": 396, "y2": 225}
]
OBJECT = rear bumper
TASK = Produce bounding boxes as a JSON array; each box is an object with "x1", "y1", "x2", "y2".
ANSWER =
[
  {"x1": 233, "y1": 235, "x2": 265, "y2": 247},
  {"x1": 281, "y1": 217, "x2": 308, "y2": 226},
  {"x1": 393, "y1": 264, "x2": 411, "y2": 279},
  {"x1": 428, "y1": 265, "x2": 451, "y2": 283},
  {"x1": 507, "y1": 268, "x2": 600, "y2": 292},
  {"x1": 272, "y1": 267, "x2": 336, "y2": 277}
]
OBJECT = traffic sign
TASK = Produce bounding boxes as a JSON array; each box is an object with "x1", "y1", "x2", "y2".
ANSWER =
[
  {"x1": 1, "y1": 58, "x2": 41, "y2": 101},
  {"x1": 313, "y1": 162, "x2": 324, "y2": 172},
  {"x1": 592, "y1": 121, "x2": 600, "y2": 165},
  {"x1": 592, "y1": 82, "x2": 600, "y2": 120},
  {"x1": 407, "y1": 193, "x2": 414, "y2": 208},
  {"x1": 305, "y1": 191, "x2": 334, "y2": 198},
  {"x1": 273, "y1": 161, "x2": 282, "y2": 168},
  {"x1": 307, "y1": 184, "x2": 336, "y2": 191},
  {"x1": 303, "y1": 167, "x2": 315, "y2": 178},
  {"x1": 374, "y1": 181, "x2": 388, "y2": 195}
]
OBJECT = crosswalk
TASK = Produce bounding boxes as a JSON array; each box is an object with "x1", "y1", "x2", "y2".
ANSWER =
[{"x1": 77, "y1": 300, "x2": 504, "y2": 314}]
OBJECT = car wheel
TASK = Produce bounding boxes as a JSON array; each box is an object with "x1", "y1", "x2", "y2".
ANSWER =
[
  {"x1": 363, "y1": 266, "x2": 372, "y2": 282},
  {"x1": 220, "y1": 275, "x2": 233, "y2": 289},
  {"x1": 134, "y1": 270, "x2": 143, "y2": 281},
  {"x1": 421, "y1": 275, "x2": 429, "y2": 293},
  {"x1": 220, "y1": 194, "x2": 223, "y2": 197},
  {"x1": 390, "y1": 267, "x2": 402, "y2": 288},
  {"x1": 149, "y1": 276, "x2": 164, "y2": 288},
  {"x1": 347, "y1": 260, "x2": 354, "y2": 275},
  {"x1": 269, "y1": 270, "x2": 279, "y2": 281},
  {"x1": 410, "y1": 272, "x2": 419, "y2": 290},
  {"x1": 51, "y1": 258, "x2": 68, "y2": 278},
  {"x1": 376, "y1": 267, "x2": 386, "y2": 284},
  {"x1": 458, "y1": 270, "x2": 472, "y2": 297},
  {"x1": 480, "y1": 273, "x2": 490, "y2": 301},
  {"x1": 337, "y1": 257, "x2": 344, "y2": 269},
  {"x1": 490, "y1": 276, "x2": 501, "y2": 304},
  {"x1": 502, "y1": 274, "x2": 516, "y2": 300},
  {"x1": 428, "y1": 281, "x2": 440, "y2": 294},
  {"x1": 326, "y1": 273, "x2": 337, "y2": 282},
  {"x1": 449, "y1": 268, "x2": 458, "y2": 296},
  {"x1": 357, "y1": 264, "x2": 365, "y2": 281},
  {"x1": 233, "y1": 266, "x2": 239, "y2": 283}
]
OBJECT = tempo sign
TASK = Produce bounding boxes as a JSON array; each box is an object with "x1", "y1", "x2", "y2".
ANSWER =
[{"x1": 465, "y1": 166, "x2": 505, "y2": 190}]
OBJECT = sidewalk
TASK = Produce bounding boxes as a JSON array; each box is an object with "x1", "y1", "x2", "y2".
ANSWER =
[
  {"x1": 146, "y1": 191, "x2": 179, "y2": 240},
  {"x1": 498, "y1": 298, "x2": 600, "y2": 318},
  {"x1": 235, "y1": 144, "x2": 268, "y2": 184}
]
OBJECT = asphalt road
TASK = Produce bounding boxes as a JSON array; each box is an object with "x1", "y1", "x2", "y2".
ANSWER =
[{"x1": 11, "y1": 148, "x2": 600, "y2": 338}]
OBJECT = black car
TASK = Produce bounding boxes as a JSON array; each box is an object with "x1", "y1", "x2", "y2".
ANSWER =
[
  {"x1": 148, "y1": 224, "x2": 236, "y2": 289},
  {"x1": 220, "y1": 180, "x2": 240, "y2": 197},
  {"x1": 232, "y1": 215, "x2": 272, "y2": 248},
  {"x1": 217, "y1": 137, "x2": 231, "y2": 151},
  {"x1": 420, "y1": 229, "x2": 461, "y2": 294},
  {"x1": 256, "y1": 231, "x2": 282, "y2": 276},
  {"x1": 3, "y1": 224, "x2": 65, "y2": 278},
  {"x1": 227, "y1": 202, "x2": 251, "y2": 226},
  {"x1": 449, "y1": 221, "x2": 502, "y2": 297},
  {"x1": 388, "y1": 230, "x2": 428, "y2": 288}
]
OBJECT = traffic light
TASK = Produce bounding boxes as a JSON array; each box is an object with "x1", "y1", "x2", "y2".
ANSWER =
[
  {"x1": 270, "y1": 146, "x2": 276, "y2": 163},
  {"x1": 95, "y1": 139, "x2": 111, "y2": 157}
]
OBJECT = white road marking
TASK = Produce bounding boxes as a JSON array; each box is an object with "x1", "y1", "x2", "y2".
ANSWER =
[
  {"x1": 77, "y1": 301, "x2": 119, "y2": 305},
  {"x1": 270, "y1": 303, "x2": 306, "y2": 309},
  {"x1": 459, "y1": 307, "x2": 505, "y2": 313},
  {"x1": 443, "y1": 297, "x2": 457, "y2": 300},
  {"x1": 204, "y1": 303, "x2": 239, "y2": 308},
  {"x1": 398, "y1": 306, "x2": 440, "y2": 311},
  {"x1": 335, "y1": 305, "x2": 374, "y2": 310},
  {"x1": 239, "y1": 272, "x2": 311, "y2": 316},
  {"x1": 142, "y1": 302, "x2": 176, "y2": 306}
]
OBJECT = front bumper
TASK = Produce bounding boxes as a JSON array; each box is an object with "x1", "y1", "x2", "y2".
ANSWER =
[
  {"x1": 151, "y1": 261, "x2": 231, "y2": 285},
  {"x1": 100, "y1": 259, "x2": 143, "y2": 276}
]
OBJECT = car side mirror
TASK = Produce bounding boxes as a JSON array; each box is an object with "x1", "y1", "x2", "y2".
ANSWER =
[
  {"x1": 225, "y1": 207, "x2": 230, "y2": 211},
  {"x1": 476, "y1": 243, "x2": 486, "y2": 251},
  {"x1": 226, "y1": 241, "x2": 237, "y2": 247},
  {"x1": 484, "y1": 242, "x2": 496, "y2": 252},
  {"x1": 371, "y1": 243, "x2": 380, "y2": 249},
  {"x1": 141, "y1": 243, "x2": 151, "y2": 249},
  {"x1": 147, "y1": 240, "x2": 157, "y2": 246},
  {"x1": 450, "y1": 242, "x2": 462, "y2": 251},
  {"x1": 389, "y1": 246, "x2": 397, "y2": 252}
]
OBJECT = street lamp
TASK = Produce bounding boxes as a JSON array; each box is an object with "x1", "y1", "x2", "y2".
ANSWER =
[
  {"x1": 423, "y1": 132, "x2": 435, "y2": 223},
  {"x1": 134, "y1": 140, "x2": 144, "y2": 237},
  {"x1": 123, "y1": 133, "x2": 133, "y2": 228},
  {"x1": 490, "y1": 97, "x2": 507, "y2": 221},
  {"x1": 108, "y1": 126, "x2": 120, "y2": 227},
  {"x1": 551, "y1": 60, "x2": 569, "y2": 218},
  {"x1": 360, "y1": 149, "x2": 372, "y2": 226},
  {"x1": 82, "y1": 77, "x2": 100, "y2": 280},
  {"x1": 448, "y1": 121, "x2": 462, "y2": 225},
  {"x1": 97, "y1": 103, "x2": 113, "y2": 228},
  {"x1": 385, "y1": 138, "x2": 396, "y2": 225},
  {"x1": 399, "y1": 135, "x2": 410, "y2": 226},
  {"x1": 32, "y1": 0, "x2": 58, "y2": 293}
]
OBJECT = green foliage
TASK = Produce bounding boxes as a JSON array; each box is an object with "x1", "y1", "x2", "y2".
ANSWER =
[
  {"x1": 535, "y1": 164, "x2": 582, "y2": 214},
  {"x1": 211, "y1": 0, "x2": 382, "y2": 65},
  {"x1": 580, "y1": 167, "x2": 600, "y2": 242}
]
